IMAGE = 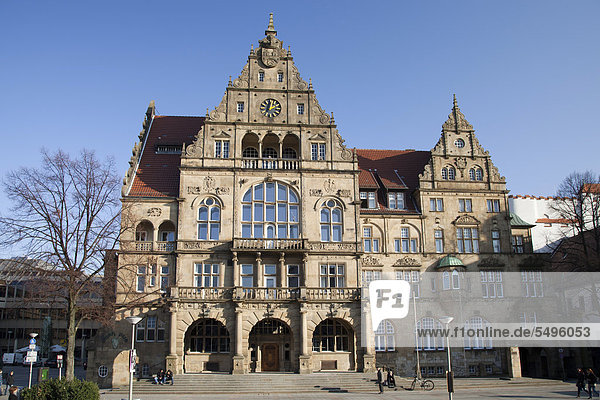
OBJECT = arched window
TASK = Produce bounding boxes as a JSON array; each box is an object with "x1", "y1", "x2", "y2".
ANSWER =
[
  {"x1": 320, "y1": 199, "x2": 343, "y2": 242},
  {"x1": 442, "y1": 270, "x2": 460, "y2": 290},
  {"x1": 262, "y1": 147, "x2": 278, "y2": 158},
  {"x1": 375, "y1": 320, "x2": 395, "y2": 352},
  {"x1": 243, "y1": 147, "x2": 259, "y2": 158},
  {"x1": 282, "y1": 148, "x2": 297, "y2": 159},
  {"x1": 363, "y1": 226, "x2": 380, "y2": 252},
  {"x1": 312, "y1": 319, "x2": 352, "y2": 352},
  {"x1": 241, "y1": 182, "x2": 299, "y2": 239},
  {"x1": 416, "y1": 318, "x2": 444, "y2": 350},
  {"x1": 186, "y1": 318, "x2": 230, "y2": 353},
  {"x1": 464, "y1": 316, "x2": 493, "y2": 349},
  {"x1": 448, "y1": 166, "x2": 456, "y2": 180},
  {"x1": 441, "y1": 166, "x2": 456, "y2": 180},
  {"x1": 197, "y1": 197, "x2": 221, "y2": 241},
  {"x1": 469, "y1": 167, "x2": 483, "y2": 181}
]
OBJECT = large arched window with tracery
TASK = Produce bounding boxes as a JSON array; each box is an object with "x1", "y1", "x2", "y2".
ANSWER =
[
  {"x1": 241, "y1": 182, "x2": 299, "y2": 239},
  {"x1": 312, "y1": 319, "x2": 352, "y2": 352},
  {"x1": 186, "y1": 318, "x2": 230, "y2": 353},
  {"x1": 198, "y1": 197, "x2": 221, "y2": 240},
  {"x1": 320, "y1": 199, "x2": 343, "y2": 242}
]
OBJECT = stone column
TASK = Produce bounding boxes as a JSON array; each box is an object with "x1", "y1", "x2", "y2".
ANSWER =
[
  {"x1": 508, "y1": 346, "x2": 522, "y2": 378},
  {"x1": 165, "y1": 306, "x2": 179, "y2": 373},
  {"x1": 232, "y1": 306, "x2": 245, "y2": 374},
  {"x1": 279, "y1": 252, "x2": 286, "y2": 287},
  {"x1": 301, "y1": 253, "x2": 309, "y2": 287},
  {"x1": 361, "y1": 302, "x2": 376, "y2": 372},
  {"x1": 298, "y1": 307, "x2": 312, "y2": 374},
  {"x1": 256, "y1": 252, "x2": 263, "y2": 288},
  {"x1": 232, "y1": 252, "x2": 239, "y2": 287}
]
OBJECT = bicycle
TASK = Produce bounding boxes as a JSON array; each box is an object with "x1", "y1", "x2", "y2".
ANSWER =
[{"x1": 409, "y1": 376, "x2": 434, "y2": 391}]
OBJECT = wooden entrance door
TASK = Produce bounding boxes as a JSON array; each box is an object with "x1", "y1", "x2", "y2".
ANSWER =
[{"x1": 261, "y1": 343, "x2": 279, "y2": 371}]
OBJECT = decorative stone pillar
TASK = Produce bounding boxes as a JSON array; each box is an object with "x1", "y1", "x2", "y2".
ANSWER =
[
  {"x1": 232, "y1": 252, "x2": 239, "y2": 286},
  {"x1": 301, "y1": 253, "x2": 309, "y2": 287},
  {"x1": 298, "y1": 307, "x2": 312, "y2": 374},
  {"x1": 279, "y1": 252, "x2": 286, "y2": 287},
  {"x1": 256, "y1": 252, "x2": 263, "y2": 287},
  {"x1": 232, "y1": 306, "x2": 245, "y2": 374},
  {"x1": 508, "y1": 346, "x2": 522, "y2": 378},
  {"x1": 361, "y1": 303, "x2": 376, "y2": 373},
  {"x1": 165, "y1": 306, "x2": 179, "y2": 373}
]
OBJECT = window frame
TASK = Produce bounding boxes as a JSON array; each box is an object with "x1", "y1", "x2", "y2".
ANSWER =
[
  {"x1": 319, "y1": 264, "x2": 345, "y2": 288},
  {"x1": 194, "y1": 263, "x2": 221, "y2": 288}
]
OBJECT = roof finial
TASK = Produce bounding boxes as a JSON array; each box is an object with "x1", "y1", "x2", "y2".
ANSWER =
[
  {"x1": 265, "y1": 13, "x2": 277, "y2": 35},
  {"x1": 453, "y1": 94, "x2": 458, "y2": 109},
  {"x1": 206, "y1": 108, "x2": 209, "y2": 117},
  {"x1": 309, "y1": 78, "x2": 313, "y2": 90}
]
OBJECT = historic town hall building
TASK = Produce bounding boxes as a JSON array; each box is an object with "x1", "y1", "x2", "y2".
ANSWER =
[{"x1": 88, "y1": 15, "x2": 557, "y2": 387}]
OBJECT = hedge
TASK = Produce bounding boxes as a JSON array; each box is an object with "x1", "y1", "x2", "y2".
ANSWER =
[{"x1": 20, "y1": 378, "x2": 99, "y2": 400}]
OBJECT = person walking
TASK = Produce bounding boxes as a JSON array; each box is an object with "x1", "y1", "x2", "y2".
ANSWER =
[
  {"x1": 6, "y1": 371, "x2": 14, "y2": 394},
  {"x1": 578, "y1": 368, "x2": 589, "y2": 398},
  {"x1": 377, "y1": 367, "x2": 384, "y2": 394},
  {"x1": 587, "y1": 368, "x2": 598, "y2": 398}
]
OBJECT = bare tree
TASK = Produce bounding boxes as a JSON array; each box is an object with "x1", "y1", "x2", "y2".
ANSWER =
[
  {"x1": 0, "y1": 149, "x2": 124, "y2": 380},
  {"x1": 550, "y1": 171, "x2": 600, "y2": 271}
]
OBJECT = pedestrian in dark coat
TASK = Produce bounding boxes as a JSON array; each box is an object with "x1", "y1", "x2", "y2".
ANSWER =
[
  {"x1": 8, "y1": 386, "x2": 19, "y2": 400},
  {"x1": 376, "y1": 367, "x2": 383, "y2": 394},
  {"x1": 587, "y1": 369, "x2": 598, "y2": 398},
  {"x1": 578, "y1": 368, "x2": 589, "y2": 398},
  {"x1": 6, "y1": 371, "x2": 14, "y2": 392},
  {"x1": 387, "y1": 369, "x2": 396, "y2": 388},
  {"x1": 165, "y1": 369, "x2": 174, "y2": 385},
  {"x1": 154, "y1": 369, "x2": 165, "y2": 384}
]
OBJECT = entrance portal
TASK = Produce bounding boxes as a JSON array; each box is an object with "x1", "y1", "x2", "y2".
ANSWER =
[
  {"x1": 261, "y1": 343, "x2": 279, "y2": 371},
  {"x1": 249, "y1": 318, "x2": 292, "y2": 372}
]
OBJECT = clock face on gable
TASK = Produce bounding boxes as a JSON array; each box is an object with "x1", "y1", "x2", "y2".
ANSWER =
[{"x1": 260, "y1": 98, "x2": 282, "y2": 118}]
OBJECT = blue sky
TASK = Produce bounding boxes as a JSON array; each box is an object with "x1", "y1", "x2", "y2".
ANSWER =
[{"x1": 0, "y1": 1, "x2": 598, "y2": 227}]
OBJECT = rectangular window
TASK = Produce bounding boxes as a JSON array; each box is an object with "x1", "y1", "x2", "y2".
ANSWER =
[
  {"x1": 136, "y1": 266, "x2": 146, "y2": 292},
  {"x1": 434, "y1": 229, "x2": 444, "y2": 253},
  {"x1": 395, "y1": 228, "x2": 417, "y2": 253},
  {"x1": 277, "y1": 72, "x2": 284, "y2": 82},
  {"x1": 136, "y1": 321, "x2": 145, "y2": 342},
  {"x1": 258, "y1": 71, "x2": 264, "y2": 82},
  {"x1": 237, "y1": 102, "x2": 244, "y2": 112},
  {"x1": 362, "y1": 270, "x2": 382, "y2": 287},
  {"x1": 214, "y1": 140, "x2": 230, "y2": 158},
  {"x1": 388, "y1": 192, "x2": 405, "y2": 209},
  {"x1": 311, "y1": 143, "x2": 318, "y2": 160},
  {"x1": 396, "y1": 270, "x2": 420, "y2": 298},
  {"x1": 149, "y1": 264, "x2": 156, "y2": 287},
  {"x1": 430, "y1": 198, "x2": 444, "y2": 212},
  {"x1": 160, "y1": 266, "x2": 169, "y2": 292},
  {"x1": 241, "y1": 264, "x2": 254, "y2": 288},
  {"x1": 297, "y1": 103, "x2": 304, "y2": 115},
  {"x1": 481, "y1": 270, "x2": 503, "y2": 298},
  {"x1": 146, "y1": 316, "x2": 156, "y2": 342},
  {"x1": 487, "y1": 199, "x2": 501, "y2": 213},
  {"x1": 320, "y1": 264, "x2": 345, "y2": 288},
  {"x1": 287, "y1": 265, "x2": 299, "y2": 288},
  {"x1": 512, "y1": 235, "x2": 524, "y2": 253},
  {"x1": 363, "y1": 227, "x2": 378, "y2": 253},
  {"x1": 457, "y1": 228, "x2": 479, "y2": 253},
  {"x1": 492, "y1": 230, "x2": 501, "y2": 253},
  {"x1": 368, "y1": 192, "x2": 376, "y2": 209},
  {"x1": 319, "y1": 143, "x2": 326, "y2": 160},
  {"x1": 522, "y1": 270, "x2": 543, "y2": 298},
  {"x1": 194, "y1": 263, "x2": 220, "y2": 288},
  {"x1": 459, "y1": 199, "x2": 472, "y2": 212}
]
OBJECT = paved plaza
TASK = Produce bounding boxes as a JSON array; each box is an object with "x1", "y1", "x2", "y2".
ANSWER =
[{"x1": 98, "y1": 382, "x2": 580, "y2": 400}]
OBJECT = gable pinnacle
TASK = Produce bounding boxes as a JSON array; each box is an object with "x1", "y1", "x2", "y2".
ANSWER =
[
  {"x1": 443, "y1": 94, "x2": 473, "y2": 131},
  {"x1": 265, "y1": 13, "x2": 277, "y2": 35}
]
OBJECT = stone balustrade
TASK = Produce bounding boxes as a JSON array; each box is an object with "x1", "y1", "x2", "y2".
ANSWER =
[{"x1": 170, "y1": 286, "x2": 360, "y2": 302}]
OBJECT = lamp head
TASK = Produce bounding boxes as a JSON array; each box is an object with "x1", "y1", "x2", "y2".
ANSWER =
[
  {"x1": 29, "y1": 333, "x2": 38, "y2": 338},
  {"x1": 126, "y1": 316, "x2": 143, "y2": 325}
]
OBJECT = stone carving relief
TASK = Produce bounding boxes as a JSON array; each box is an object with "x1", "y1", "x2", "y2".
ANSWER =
[
  {"x1": 209, "y1": 92, "x2": 227, "y2": 122},
  {"x1": 393, "y1": 256, "x2": 421, "y2": 267},
  {"x1": 454, "y1": 157, "x2": 467, "y2": 171},
  {"x1": 308, "y1": 242, "x2": 356, "y2": 251},
  {"x1": 147, "y1": 207, "x2": 162, "y2": 217},
  {"x1": 187, "y1": 186, "x2": 230, "y2": 196},
  {"x1": 361, "y1": 255, "x2": 381, "y2": 266},
  {"x1": 232, "y1": 64, "x2": 249, "y2": 88},
  {"x1": 478, "y1": 256, "x2": 505, "y2": 268},
  {"x1": 454, "y1": 215, "x2": 480, "y2": 225},
  {"x1": 258, "y1": 34, "x2": 285, "y2": 68},
  {"x1": 337, "y1": 189, "x2": 352, "y2": 198},
  {"x1": 290, "y1": 64, "x2": 307, "y2": 90},
  {"x1": 310, "y1": 93, "x2": 330, "y2": 124},
  {"x1": 323, "y1": 179, "x2": 336, "y2": 194},
  {"x1": 184, "y1": 127, "x2": 204, "y2": 157},
  {"x1": 309, "y1": 189, "x2": 323, "y2": 197}
]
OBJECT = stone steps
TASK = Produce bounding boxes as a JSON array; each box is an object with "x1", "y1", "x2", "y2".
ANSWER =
[{"x1": 109, "y1": 372, "x2": 378, "y2": 394}]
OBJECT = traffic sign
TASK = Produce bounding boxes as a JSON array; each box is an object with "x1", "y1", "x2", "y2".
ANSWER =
[
  {"x1": 57, "y1": 354, "x2": 63, "y2": 360},
  {"x1": 29, "y1": 343, "x2": 36, "y2": 350},
  {"x1": 29, "y1": 338, "x2": 36, "y2": 344},
  {"x1": 26, "y1": 351, "x2": 38, "y2": 363}
]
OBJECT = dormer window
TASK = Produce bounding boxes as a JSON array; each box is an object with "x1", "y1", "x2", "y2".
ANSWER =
[
  {"x1": 360, "y1": 191, "x2": 377, "y2": 209},
  {"x1": 155, "y1": 145, "x2": 182, "y2": 154},
  {"x1": 454, "y1": 139, "x2": 465, "y2": 148},
  {"x1": 258, "y1": 71, "x2": 265, "y2": 82},
  {"x1": 388, "y1": 192, "x2": 405, "y2": 209}
]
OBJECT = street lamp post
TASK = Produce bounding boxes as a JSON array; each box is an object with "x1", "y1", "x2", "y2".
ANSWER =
[
  {"x1": 125, "y1": 316, "x2": 143, "y2": 400},
  {"x1": 28, "y1": 332, "x2": 38, "y2": 389},
  {"x1": 439, "y1": 316, "x2": 454, "y2": 400}
]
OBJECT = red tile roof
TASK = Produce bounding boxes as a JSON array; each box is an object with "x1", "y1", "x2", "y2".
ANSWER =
[
  {"x1": 535, "y1": 218, "x2": 574, "y2": 225},
  {"x1": 128, "y1": 116, "x2": 205, "y2": 197},
  {"x1": 355, "y1": 149, "x2": 431, "y2": 190}
]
